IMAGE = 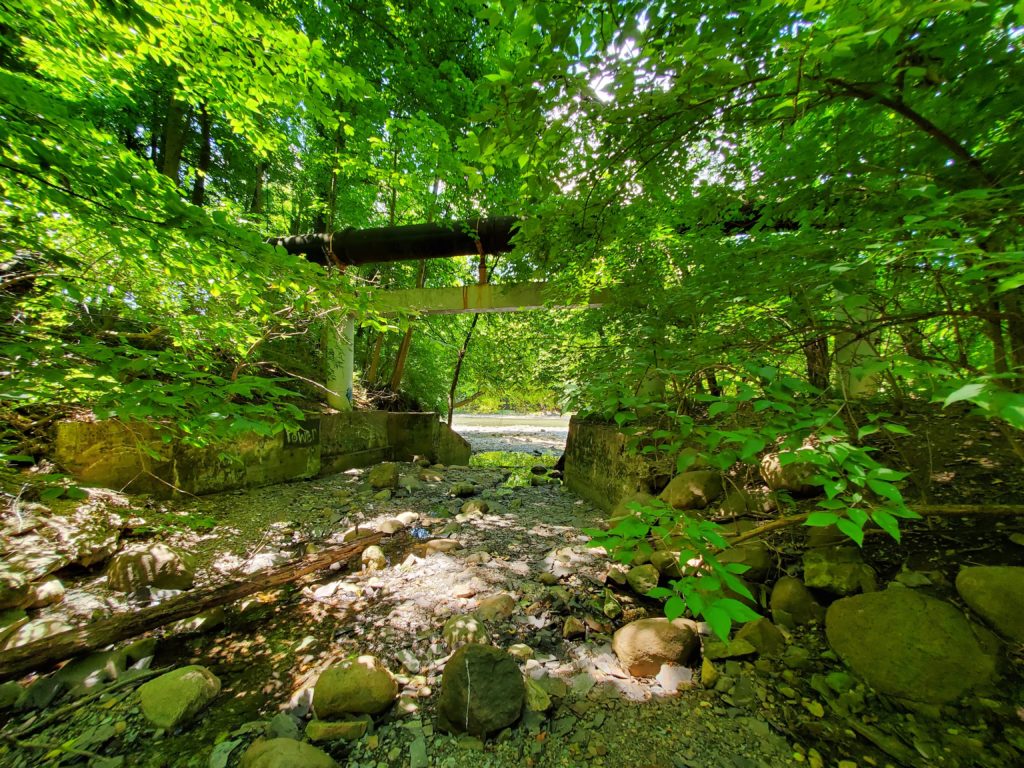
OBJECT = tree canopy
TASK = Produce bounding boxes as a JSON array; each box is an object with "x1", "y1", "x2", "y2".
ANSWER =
[{"x1": 2, "y1": 0, "x2": 1023, "y2": 442}]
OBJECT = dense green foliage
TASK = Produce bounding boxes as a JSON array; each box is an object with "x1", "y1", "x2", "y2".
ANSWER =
[{"x1": 3, "y1": 0, "x2": 1024, "y2": 634}]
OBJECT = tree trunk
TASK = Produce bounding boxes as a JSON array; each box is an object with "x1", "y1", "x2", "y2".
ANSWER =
[
  {"x1": 249, "y1": 160, "x2": 267, "y2": 214},
  {"x1": 0, "y1": 532, "x2": 384, "y2": 682},
  {"x1": 160, "y1": 92, "x2": 190, "y2": 182},
  {"x1": 1002, "y1": 288, "x2": 1024, "y2": 390},
  {"x1": 804, "y1": 334, "x2": 831, "y2": 391},
  {"x1": 389, "y1": 259, "x2": 427, "y2": 392},
  {"x1": 189, "y1": 104, "x2": 212, "y2": 206},
  {"x1": 447, "y1": 313, "x2": 480, "y2": 425},
  {"x1": 366, "y1": 332, "x2": 384, "y2": 385}
]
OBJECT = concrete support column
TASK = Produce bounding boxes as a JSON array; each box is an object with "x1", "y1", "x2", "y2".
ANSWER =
[{"x1": 325, "y1": 314, "x2": 354, "y2": 411}]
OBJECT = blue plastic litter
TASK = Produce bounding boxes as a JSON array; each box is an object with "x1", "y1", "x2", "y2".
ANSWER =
[{"x1": 409, "y1": 526, "x2": 430, "y2": 540}]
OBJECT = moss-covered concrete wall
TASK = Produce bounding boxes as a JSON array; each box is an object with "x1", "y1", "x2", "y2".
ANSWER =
[
  {"x1": 54, "y1": 411, "x2": 469, "y2": 497},
  {"x1": 562, "y1": 416, "x2": 665, "y2": 512}
]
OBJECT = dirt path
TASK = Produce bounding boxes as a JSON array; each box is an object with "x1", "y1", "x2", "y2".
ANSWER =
[{"x1": 2, "y1": 461, "x2": 793, "y2": 768}]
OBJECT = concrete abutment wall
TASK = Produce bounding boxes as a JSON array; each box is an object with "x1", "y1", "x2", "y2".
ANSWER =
[{"x1": 54, "y1": 412, "x2": 471, "y2": 497}]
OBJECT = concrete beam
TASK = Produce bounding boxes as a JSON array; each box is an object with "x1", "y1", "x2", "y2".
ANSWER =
[{"x1": 374, "y1": 282, "x2": 607, "y2": 315}]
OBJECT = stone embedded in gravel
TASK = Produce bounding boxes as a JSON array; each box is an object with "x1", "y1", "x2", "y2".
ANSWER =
[
  {"x1": 139, "y1": 665, "x2": 220, "y2": 729},
  {"x1": 770, "y1": 576, "x2": 823, "y2": 627},
  {"x1": 26, "y1": 576, "x2": 65, "y2": 608},
  {"x1": 658, "y1": 471, "x2": 724, "y2": 510},
  {"x1": 361, "y1": 545, "x2": 387, "y2": 572},
  {"x1": 475, "y1": 593, "x2": 517, "y2": 621},
  {"x1": 449, "y1": 482, "x2": 477, "y2": 498},
  {"x1": 562, "y1": 616, "x2": 586, "y2": 639},
  {"x1": 759, "y1": 452, "x2": 818, "y2": 495},
  {"x1": 825, "y1": 587, "x2": 998, "y2": 704},
  {"x1": 524, "y1": 677, "x2": 552, "y2": 711},
  {"x1": 376, "y1": 518, "x2": 406, "y2": 534},
  {"x1": 507, "y1": 643, "x2": 534, "y2": 660},
  {"x1": 305, "y1": 716, "x2": 370, "y2": 742},
  {"x1": 438, "y1": 644, "x2": 525, "y2": 736},
  {"x1": 240, "y1": 738, "x2": 338, "y2": 768},
  {"x1": 1, "y1": 617, "x2": 72, "y2": 650},
  {"x1": 612, "y1": 617, "x2": 699, "y2": 677},
  {"x1": 268, "y1": 712, "x2": 301, "y2": 740},
  {"x1": 443, "y1": 614, "x2": 489, "y2": 649},
  {"x1": 106, "y1": 543, "x2": 195, "y2": 592},
  {"x1": 459, "y1": 499, "x2": 489, "y2": 515},
  {"x1": 368, "y1": 462, "x2": 399, "y2": 489},
  {"x1": 734, "y1": 618, "x2": 786, "y2": 657},
  {"x1": 313, "y1": 655, "x2": 398, "y2": 717},
  {"x1": 625, "y1": 564, "x2": 660, "y2": 595},
  {"x1": 396, "y1": 511, "x2": 419, "y2": 526},
  {"x1": 702, "y1": 636, "x2": 757, "y2": 660},
  {"x1": 802, "y1": 547, "x2": 876, "y2": 595},
  {"x1": 420, "y1": 539, "x2": 463, "y2": 556},
  {"x1": 955, "y1": 565, "x2": 1024, "y2": 642},
  {"x1": 0, "y1": 563, "x2": 30, "y2": 609}
]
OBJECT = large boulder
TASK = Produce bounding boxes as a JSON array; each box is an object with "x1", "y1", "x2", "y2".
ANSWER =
[
  {"x1": 760, "y1": 452, "x2": 818, "y2": 496},
  {"x1": 312, "y1": 655, "x2": 397, "y2": 717},
  {"x1": 658, "y1": 471, "x2": 723, "y2": 510},
  {"x1": 612, "y1": 617, "x2": 699, "y2": 677},
  {"x1": 106, "y1": 544, "x2": 195, "y2": 592},
  {"x1": 138, "y1": 665, "x2": 220, "y2": 729},
  {"x1": 240, "y1": 738, "x2": 338, "y2": 768},
  {"x1": 825, "y1": 588, "x2": 998, "y2": 704},
  {"x1": 368, "y1": 462, "x2": 399, "y2": 490},
  {"x1": 770, "y1": 576, "x2": 823, "y2": 627},
  {"x1": 437, "y1": 644, "x2": 525, "y2": 735},
  {"x1": 956, "y1": 565, "x2": 1024, "y2": 643},
  {"x1": 803, "y1": 547, "x2": 876, "y2": 595}
]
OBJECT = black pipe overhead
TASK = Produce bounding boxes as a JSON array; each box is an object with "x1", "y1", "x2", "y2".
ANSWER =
[{"x1": 268, "y1": 217, "x2": 519, "y2": 267}]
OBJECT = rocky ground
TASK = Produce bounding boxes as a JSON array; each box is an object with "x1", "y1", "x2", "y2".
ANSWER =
[{"x1": 1, "y1": 438, "x2": 1023, "y2": 768}]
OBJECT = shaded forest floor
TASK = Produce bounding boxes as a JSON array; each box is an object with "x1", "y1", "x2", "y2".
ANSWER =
[{"x1": 1, "y1": 410, "x2": 1023, "y2": 768}]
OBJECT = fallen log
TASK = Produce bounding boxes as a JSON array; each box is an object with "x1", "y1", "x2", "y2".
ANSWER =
[
  {"x1": 0, "y1": 531, "x2": 384, "y2": 682},
  {"x1": 724, "y1": 504, "x2": 1024, "y2": 547}
]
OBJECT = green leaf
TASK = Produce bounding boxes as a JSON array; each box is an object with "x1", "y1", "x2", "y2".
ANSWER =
[
  {"x1": 836, "y1": 517, "x2": 865, "y2": 547},
  {"x1": 871, "y1": 508, "x2": 901, "y2": 541},
  {"x1": 703, "y1": 605, "x2": 732, "y2": 643},
  {"x1": 944, "y1": 382, "x2": 987, "y2": 407},
  {"x1": 665, "y1": 594, "x2": 686, "y2": 620},
  {"x1": 804, "y1": 511, "x2": 840, "y2": 527}
]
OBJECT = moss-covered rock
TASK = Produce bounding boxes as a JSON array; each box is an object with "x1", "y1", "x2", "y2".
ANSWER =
[
  {"x1": 138, "y1": 665, "x2": 220, "y2": 729},
  {"x1": 312, "y1": 655, "x2": 397, "y2": 717},
  {"x1": 240, "y1": 738, "x2": 338, "y2": 768},
  {"x1": 825, "y1": 588, "x2": 997, "y2": 704},
  {"x1": 658, "y1": 471, "x2": 723, "y2": 510},
  {"x1": 437, "y1": 644, "x2": 525, "y2": 735},
  {"x1": 956, "y1": 565, "x2": 1024, "y2": 643}
]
